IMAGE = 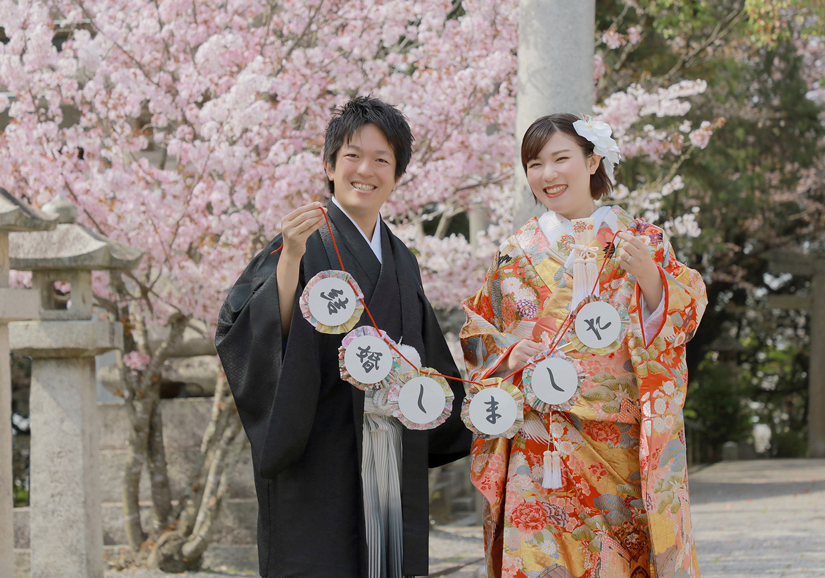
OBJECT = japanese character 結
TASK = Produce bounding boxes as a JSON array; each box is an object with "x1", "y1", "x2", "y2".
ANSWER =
[{"x1": 307, "y1": 275, "x2": 357, "y2": 326}]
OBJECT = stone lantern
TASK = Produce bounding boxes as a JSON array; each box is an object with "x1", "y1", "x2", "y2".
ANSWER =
[
  {"x1": 8, "y1": 195, "x2": 143, "y2": 578},
  {"x1": 0, "y1": 189, "x2": 57, "y2": 578}
]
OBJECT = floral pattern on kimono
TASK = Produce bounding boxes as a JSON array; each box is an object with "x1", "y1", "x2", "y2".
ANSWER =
[{"x1": 460, "y1": 206, "x2": 707, "y2": 578}]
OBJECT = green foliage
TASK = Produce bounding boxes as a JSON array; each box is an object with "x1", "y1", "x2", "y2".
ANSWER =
[
  {"x1": 684, "y1": 355, "x2": 753, "y2": 461},
  {"x1": 745, "y1": 0, "x2": 825, "y2": 45},
  {"x1": 14, "y1": 484, "x2": 29, "y2": 507},
  {"x1": 738, "y1": 332, "x2": 810, "y2": 457},
  {"x1": 595, "y1": 0, "x2": 824, "y2": 461},
  {"x1": 636, "y1": 0, "x2": 728, "y2": 40}
]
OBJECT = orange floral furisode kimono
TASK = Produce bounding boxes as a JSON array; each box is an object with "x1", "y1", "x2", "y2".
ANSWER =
[{"x1": 460, "y1": 207, "x2": 707, "y2": 578}]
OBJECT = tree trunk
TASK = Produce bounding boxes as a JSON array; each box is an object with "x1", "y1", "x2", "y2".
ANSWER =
[
  {"x1": 147, "y1": 399, "x2": 173, "y2": 535},
  {"x1": 147, "y1": 410, "x2": 244, "y2": 570},
  {"x1": 120, "y1": 313, "x2": 188, "y2": 553},
  {"x1": 122, "y1": 397, "x2": 152, "y2": 551},
  {"x1": 182, "y1": 413, "x2": 244, "y2": 561}
]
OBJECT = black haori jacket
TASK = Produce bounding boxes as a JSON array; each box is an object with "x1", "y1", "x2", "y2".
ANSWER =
[{"x1": 216, "y1": 201, "x2": 471, "y2": 577}]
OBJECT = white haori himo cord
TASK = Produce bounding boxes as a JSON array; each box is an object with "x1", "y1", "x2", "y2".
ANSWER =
[
  {"x1": 570, "y1": 244, "x2": 599, "y2": 309},
  {"x1": 395, "y1": 342, "x2": 422, "y2": 373}
]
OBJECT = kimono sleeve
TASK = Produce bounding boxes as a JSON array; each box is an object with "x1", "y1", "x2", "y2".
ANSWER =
[
  {"x1": 215, "y1": 237, "x2": 322, "y2": 478},
  {"x1": 423, "y1": 302, "x2": 473, "y2": 467},
  {"x1": 632, "y1": 226, "x2": 708, "y2": 350},
  {"x1": 628, "y1": 226, "x2": 706, "y2": 577},
  {"x1": 460, "y1": 249, "x2": 521, "y2": 382},
  {"x1": 402, "y1": 248, "x2": 472, "y2": 467}
]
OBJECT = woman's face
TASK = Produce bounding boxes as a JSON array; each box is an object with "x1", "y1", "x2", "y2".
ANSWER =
[{"x1": 526, "y1": 131, "x2": 600, "y2": 220}]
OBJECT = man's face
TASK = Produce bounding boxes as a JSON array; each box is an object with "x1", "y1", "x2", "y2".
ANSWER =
[{"x1": 325, "y1": 123, "x2": 399, "y2": 223}]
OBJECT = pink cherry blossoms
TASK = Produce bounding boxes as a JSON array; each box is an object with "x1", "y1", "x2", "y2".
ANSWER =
[
  {"x1": 0, "y1": 0, "x2": 517, "y2": 326},
  {"x1": 0, "y1": 0, "x2": 719, "y2": 331}
]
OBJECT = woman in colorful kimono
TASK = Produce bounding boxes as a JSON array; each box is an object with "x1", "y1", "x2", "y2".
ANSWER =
[{"x1": 460, "y1": 113, "x2": 707, "y2": 578}]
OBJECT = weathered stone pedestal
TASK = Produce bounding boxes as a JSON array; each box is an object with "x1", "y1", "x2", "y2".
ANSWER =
[
  {"x1": 0, "y1": 190, "x2": 56, "y2": 578},
  {"x1": 9, "y1": 196, "x2": 141, "y2": 578}
]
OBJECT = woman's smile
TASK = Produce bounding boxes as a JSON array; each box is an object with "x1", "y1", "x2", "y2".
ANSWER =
[{"x1": 543, "y1": 184, "x2": 567, "y2": 197}]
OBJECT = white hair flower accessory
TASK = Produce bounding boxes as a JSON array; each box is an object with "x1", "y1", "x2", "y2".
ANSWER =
[{"x1": 572, "y1": 115, "x2": 621, "y2": 180}]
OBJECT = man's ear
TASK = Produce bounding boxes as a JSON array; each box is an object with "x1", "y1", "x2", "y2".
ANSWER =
[
  {"x1": 324, "y1": 161, "x2": 334, "y2": 181},
  {"x1": 588, "y1": 154, "x2": 602, "y2": 175}
]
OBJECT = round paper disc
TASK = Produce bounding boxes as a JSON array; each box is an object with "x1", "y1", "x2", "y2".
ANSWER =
[
  {"x1": 574, "y1": 300, "x2": 622, "y2": 349},
  {"x1": 397, "y1": 376, "x2": 447, "y2": 425},
  {"x1": 468, "y1": 387, "x2": 518, "y2": 437},
  {"x1": 343, "y1": 335, "x2": 393, "y2": 385},
  {"x1": 307, "y1": 276, "x2": 358, "y2": 327},
  {"x1": 530, "y1": 357, "x2": 579, "y2": 405}
]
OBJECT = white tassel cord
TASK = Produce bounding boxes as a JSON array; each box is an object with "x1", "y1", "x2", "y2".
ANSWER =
[
  {"x1": 541, "y1": 449, "x2": 563, "y2": 490},
  {"x1": 541, "y1": 412, "x2": 564, "y2": 490},
  {"x1": 570, "y1": 244, "x2": 600, "y2": 308},
  {"x1": 542, "y1": 450, "x2": 554, "y2": 489}
]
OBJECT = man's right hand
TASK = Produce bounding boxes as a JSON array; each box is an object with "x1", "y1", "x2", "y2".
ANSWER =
[
  {"x1": 280, "y1": 202, "x2": 327, "y2": 260},
  {"x1": 277, "y1": 202, "x2": 327, "y2": 336}
]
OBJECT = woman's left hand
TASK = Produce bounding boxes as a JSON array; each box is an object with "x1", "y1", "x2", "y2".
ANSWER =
[{"x1": 616, "y1": 231, "x2": 663, "y2": 311}]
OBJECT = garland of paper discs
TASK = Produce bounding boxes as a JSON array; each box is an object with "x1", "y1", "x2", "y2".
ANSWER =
[
  {"x1": 457, "y1": 228, "x2": 637, "y2": 439},
  {"x1": 294, "y1": 209, "x2": 635, "y2": 438},
  {"x1": 459, "y1": 294, "x2": 628, "y2": 438},
  {"x1": 301, "y1": 269, "x2": 457, "y2": 430}
]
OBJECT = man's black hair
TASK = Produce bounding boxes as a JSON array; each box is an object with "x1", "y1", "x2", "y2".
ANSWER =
[{"x1": 323, "y1": 96, "x2": 413, "y2": 195}]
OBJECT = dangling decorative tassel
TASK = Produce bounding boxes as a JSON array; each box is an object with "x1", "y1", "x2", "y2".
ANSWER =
[
  {"x1": 542, "y1": 449, "x2": 564, "y2": 489},
  {"x1": 542, "y1": 450, "x2": 554, "y2": 489},
  {"x1": 543, "y1": 412, "x2": 563, "y2": 490},
  {"x1": 571, "y1": 245, "x2": 600, "y2": 306},
  {"x1": 571, "y1": 246, "x2": 588, "y2": 307},
  {"x1": 573, "y1": 252, "x2": 587, "y2": 287},
  {"x1": 583, "y1": 248, "x2": 599, "y2": 299}
]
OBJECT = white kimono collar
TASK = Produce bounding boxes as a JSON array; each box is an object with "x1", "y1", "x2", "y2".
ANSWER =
[
  {"x1": 331, "y1": 196, "x2": 383, "y2": 264},
  {"x1": 537, "y1": 205, "x2": 613, "y2": 245}
]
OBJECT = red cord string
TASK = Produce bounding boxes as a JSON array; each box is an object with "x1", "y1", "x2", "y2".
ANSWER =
[
  {"x1": 500, "y1": 228, "x2": 631, "y2": 383},
  {"x1": 311, "y1": 209, "x2": 486, "y2": 388},
  {"x1": 280, "y1": 209, "x2": 633, "y2": 391}
]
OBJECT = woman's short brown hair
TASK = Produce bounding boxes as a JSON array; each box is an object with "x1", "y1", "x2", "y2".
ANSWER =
[{"x1": 521, "y1": 113, "x2": 614, "y2": 201}]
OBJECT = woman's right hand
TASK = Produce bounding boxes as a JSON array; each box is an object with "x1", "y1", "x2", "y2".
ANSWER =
[
  {"x1": 495, "y1": 339, "x2": 546, "y2": 377},
  {"x1": 280, "y1": 202, "x2": 326, "y2": 260}
]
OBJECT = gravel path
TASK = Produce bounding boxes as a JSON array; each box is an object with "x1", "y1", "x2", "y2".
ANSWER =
[{"x1": 690, "y1": 458, "x2": 825, "y2": 578}]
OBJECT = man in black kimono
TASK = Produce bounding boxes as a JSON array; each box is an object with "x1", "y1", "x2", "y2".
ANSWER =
[{"x1": 216, "y1": 96, "x2": 471, "y2": 578}]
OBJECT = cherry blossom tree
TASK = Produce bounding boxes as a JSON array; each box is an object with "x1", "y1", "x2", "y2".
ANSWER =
[{"x1": 0, "y1": 0, "x2": 518, "y2": 568}]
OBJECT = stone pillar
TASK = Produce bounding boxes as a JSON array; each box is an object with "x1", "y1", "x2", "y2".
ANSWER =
[
  {"x1": 809, "y1": 273, "x2": 825, "y2": 457},
  {"x1": 767, "y1": 252, "x2": 825, "y2": 458},
  {"x1": 512, "y1": 0, "x2": 596, "y2": 230},
  {"x1": 9, "y1": 195, "x2": 142, "y2": 578},
  {"x1": 0, "y1": 190, "x2": 56, "y2": 578},
  {"x1": 468, "y1": 204, "x2": 490, "y2": 251}
]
